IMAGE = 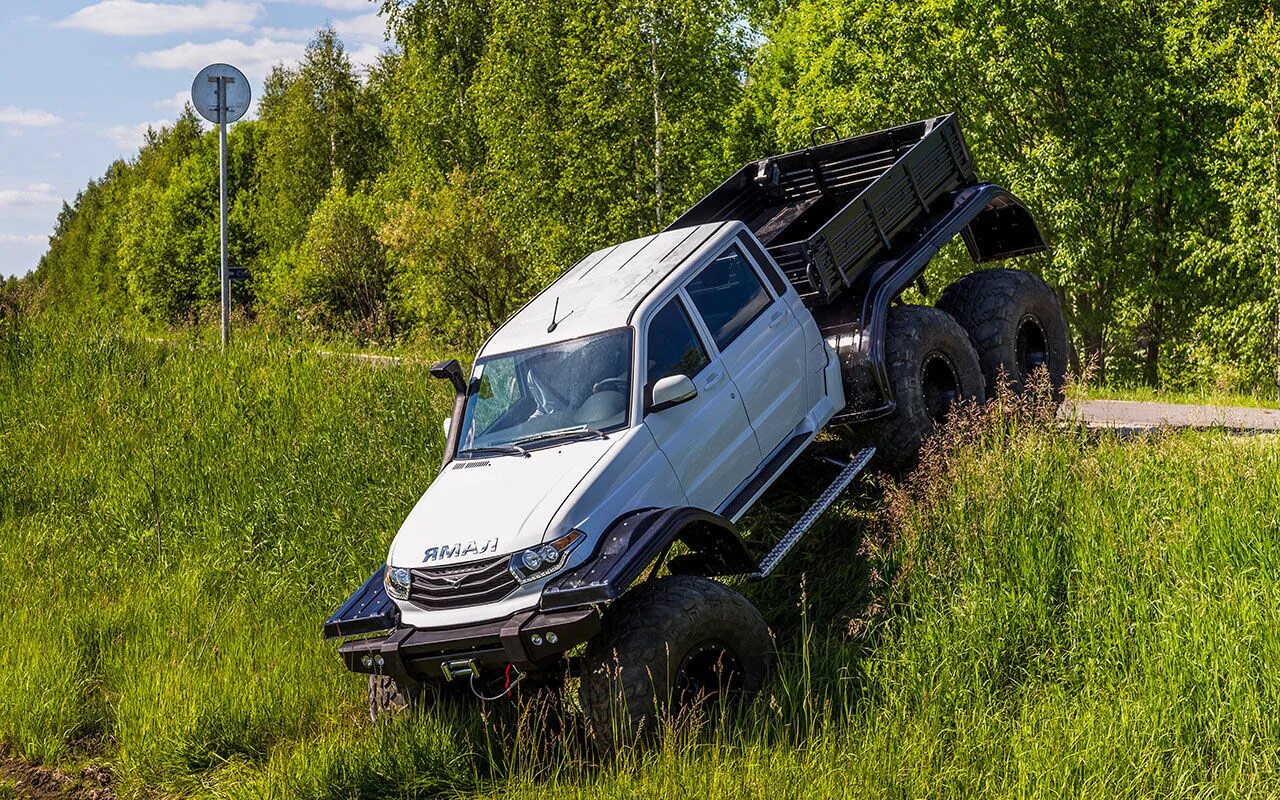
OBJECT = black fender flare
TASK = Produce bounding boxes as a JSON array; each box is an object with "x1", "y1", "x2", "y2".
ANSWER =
[
  {"x1": 824, "y1": 183, "x2": 1048, "y2": 422},
  {"x1": 540, "y1": 507, "x2": 757, "y2": 610}
]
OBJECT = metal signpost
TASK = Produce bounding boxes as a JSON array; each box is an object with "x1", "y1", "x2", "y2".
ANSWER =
[{"x1": 191, "y1": 63, "x2": 250, "y2": 349}]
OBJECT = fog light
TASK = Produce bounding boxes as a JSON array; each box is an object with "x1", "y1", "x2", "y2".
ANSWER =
[
  {"x1": 546, "y1": 631, "x2": 559, "y2": 645},
  {"x1": 531, "y1": 634, "x2": 544, "y2": 646},
  {"x1": 361, "y1": 654, "x2": 374, "y2": 668}
]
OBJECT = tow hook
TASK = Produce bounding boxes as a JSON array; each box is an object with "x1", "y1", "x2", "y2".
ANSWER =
[
  {"x1": 441, "y1": 658, "x2": 479, "y2": 682},
  {"x1": 469, "y1": 663, "x2": 525, "y2": 701}
]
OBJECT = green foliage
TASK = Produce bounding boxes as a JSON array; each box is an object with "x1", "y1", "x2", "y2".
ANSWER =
[
  {"x1": 253, "y1": 28, "x2": 387, "y2": 258},
  {"x1": 26, "y1": 5, "x2": 1280, "y2": 389},
  {"x1": 261, "y1": 181, "x2": 392, "y2": 337},
  {"x1": 123, "y1": 118, "x2": 261, "y2": 324},
  {"x1": 382, "y1": 170, "x2": 527, "y2": 345},
  {"x1": 748, "y1": 0, "x2": 1269, "y2": 386}
]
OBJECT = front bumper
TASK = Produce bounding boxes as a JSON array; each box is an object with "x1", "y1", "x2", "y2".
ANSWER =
[{"x1": 338, "y1": 605, "x2": 601, "y2": 683}]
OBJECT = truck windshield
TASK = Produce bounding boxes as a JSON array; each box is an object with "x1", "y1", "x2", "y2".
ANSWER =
[{"x1": 457, "y1": 329, "x2": 633, "y2": 455}]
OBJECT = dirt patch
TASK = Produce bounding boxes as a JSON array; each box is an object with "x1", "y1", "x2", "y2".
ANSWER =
[{"x1": 0, "y1": 744, "x2": 115, "y2": 800}]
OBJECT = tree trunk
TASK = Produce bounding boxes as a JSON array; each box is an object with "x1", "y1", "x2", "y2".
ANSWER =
[
  {"x1": 650, "y1": 8, "x2": 664, "y2": 227},
  {"x1": 1076, "y1": 292, "x2": 1106, "y2": 382},
  {"x1": 1143, "y1": 300, "x2": 1162, "y2": 387}
]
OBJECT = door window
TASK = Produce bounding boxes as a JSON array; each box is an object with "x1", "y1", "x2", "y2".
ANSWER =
[
  {"x1": 645, "y1": 299, "x2": 710, "y2": 396},
  {"x1": 686, "y1": 245, "x2": 772, "y2": 351}
]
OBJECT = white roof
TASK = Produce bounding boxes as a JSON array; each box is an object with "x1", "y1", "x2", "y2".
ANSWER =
[{"x1": 482, "y1": 222, "x2": 727, "y2": 355}]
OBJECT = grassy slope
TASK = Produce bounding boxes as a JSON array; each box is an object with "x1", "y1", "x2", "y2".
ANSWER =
[{"x1": 4, "y1": 321, "x2": 1280, "y2": 798}]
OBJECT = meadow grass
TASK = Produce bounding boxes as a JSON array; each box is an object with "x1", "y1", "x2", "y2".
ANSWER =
[
  {"x1": 1073, "y1": 381, "x2": 1280, "y2": 410},
  {"x1": 3, "y1": 316, "x2": 1280, "y2": 798}
]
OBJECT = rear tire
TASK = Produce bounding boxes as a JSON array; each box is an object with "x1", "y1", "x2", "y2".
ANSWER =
[
  {"x1": 862, "y1": 305, "x2": 985, "y2": 473},
  {"x1": 936, "y1": 268, "x2": 1070, "y2": 398},
  {"x1": 580, "y1": 575, "x2": 775, "y2": 750}
]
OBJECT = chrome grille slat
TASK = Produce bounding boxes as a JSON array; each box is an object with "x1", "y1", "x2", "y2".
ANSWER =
[{"x1": 408, "y1": 554, "x2": 519, "y2": 610}]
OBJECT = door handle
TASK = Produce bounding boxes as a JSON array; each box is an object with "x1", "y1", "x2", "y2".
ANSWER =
[
  {"x1": 768, "y1": 309, "x2": 787, "y2": 329},
  {"x1": 704, "y1": 371, "x2": 723, "y2": 389}
]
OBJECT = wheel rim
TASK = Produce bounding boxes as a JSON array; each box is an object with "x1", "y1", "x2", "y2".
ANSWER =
[
  {"x1": 1016, "y1": 314, "x2": 1050, "y2": 379},
  {"x1": 921, "y1": 351, "x2": 961, "y2": 424},
  {"x1": 674, "y1": 640, "x2": 743, "y2": 708}
]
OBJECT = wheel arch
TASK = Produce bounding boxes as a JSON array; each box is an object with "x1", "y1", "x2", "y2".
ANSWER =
[{"x1": 541, "y1": 507, "x2": 757, "y2": 611}]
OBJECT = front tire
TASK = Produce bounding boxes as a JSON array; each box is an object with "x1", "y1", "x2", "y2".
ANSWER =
[
  {"x1": 580, "y1": 575, "x2": 775, "y2": 750},
  {"x1": 936, "y1": 268, "x2": 1070, "y2": 398}
]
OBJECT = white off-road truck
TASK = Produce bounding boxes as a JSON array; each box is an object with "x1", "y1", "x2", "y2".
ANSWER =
[{"x1": 324, "y1": 115, "x2": 1068, "y2": 742}]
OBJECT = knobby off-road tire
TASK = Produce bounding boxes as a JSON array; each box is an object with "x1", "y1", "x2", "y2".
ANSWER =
[
  {"x1": 863, "y1": 305, "x2": 985, "y2": 473},
  {"x1": 936, "y1": 268, "x2": 1070, "y2": 399},
  {"x1": 368, "y1": 674, "x2": 474, "y2": 722},
  {"x1": 369, "y1": 675, "x2": 417, "y2": 721},
  {"x1": 580, "y1": 574, "x2": 776, "y2": 751}
]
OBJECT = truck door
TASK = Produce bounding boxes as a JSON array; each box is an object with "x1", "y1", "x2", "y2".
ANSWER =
[
  {"x1": 641, "y1": 296, "x2": 762, "y2": 510},
  {"x1": 684, "y1": 240, "x2": 809, "y2": 456}
]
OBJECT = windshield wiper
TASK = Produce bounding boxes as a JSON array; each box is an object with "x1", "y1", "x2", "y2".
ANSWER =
[
  {"x1": 457, "y1": 443, "x2": 530, "y2": 459},
  {"x1": 510, "y1": 426, "x2": 609, "y2": 447}
]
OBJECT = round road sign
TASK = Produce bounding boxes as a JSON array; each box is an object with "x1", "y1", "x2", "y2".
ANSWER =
[{"x1": 191, "y1": 63, "x2": 251, "y2": 124}]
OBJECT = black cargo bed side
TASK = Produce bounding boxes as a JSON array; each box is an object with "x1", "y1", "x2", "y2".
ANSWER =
[{"x1": 667, "y1": 114, "x2": 977, "y2": 304}]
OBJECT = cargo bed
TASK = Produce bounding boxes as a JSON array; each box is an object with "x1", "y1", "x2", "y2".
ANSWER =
[{"x1": 668, "y1": 114, "x2": 978, "y2": 304}]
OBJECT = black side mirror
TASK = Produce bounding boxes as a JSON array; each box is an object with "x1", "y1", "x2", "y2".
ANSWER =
[{"x1": 430, "y1": 359, "x2": 467, "y2": 396}]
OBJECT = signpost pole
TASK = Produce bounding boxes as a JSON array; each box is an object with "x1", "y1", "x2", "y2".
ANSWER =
[
  {"x1": 193, "y1": 63, "x2": 249, "y2": 350},
  {"x1": 217, "y1": 76, "x2": 230, "y2": 349}
]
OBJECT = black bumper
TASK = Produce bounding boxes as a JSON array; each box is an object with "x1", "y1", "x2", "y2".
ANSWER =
[{"x1": 338, "y1": 605, "x2": 601, "y2": 683}]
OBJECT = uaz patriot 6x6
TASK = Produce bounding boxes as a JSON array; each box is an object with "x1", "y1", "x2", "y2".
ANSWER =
[{"x1": 324, "y1": 115, "x2": 1067, "y2": 743}]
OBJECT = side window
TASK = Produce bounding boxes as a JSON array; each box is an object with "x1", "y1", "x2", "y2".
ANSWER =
[
  {"x1": 645, "y1": 299, "x2": 710, "y2": 395},
  {"x1": 686, "y1": 244, "x2": 772, "y2": 351},
  {"x1": 740, "y1": 235, "x2": 790, "y2": 297}
]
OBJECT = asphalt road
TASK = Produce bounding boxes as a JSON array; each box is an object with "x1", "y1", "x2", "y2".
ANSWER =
[{"x1": 1065, "y1": 399, "x2": 1280, "y2": 432}]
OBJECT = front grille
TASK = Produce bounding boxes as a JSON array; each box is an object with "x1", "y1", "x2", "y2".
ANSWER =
[{"x1": 408, "y1": 555, "x2": 519, "y2": 610}]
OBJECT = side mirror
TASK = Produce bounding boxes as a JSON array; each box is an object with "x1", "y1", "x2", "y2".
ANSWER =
[
  {"x1": 430, "y1": 359, "x2": 467, "y2": 395},
  {"x1": 648, "y1": 374, "x2": 697, "y2": 413},
  {"x1": 442, "y1": 416, "x2": 452, "y2": 438}
]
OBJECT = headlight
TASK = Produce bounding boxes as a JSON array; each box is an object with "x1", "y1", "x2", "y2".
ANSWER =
[
  {"x1": 510, "y1": 529, "x2": 585, "y2": 584},
  {"x1": 385, "y1": 565, "x2": 411, "y2": 599}
]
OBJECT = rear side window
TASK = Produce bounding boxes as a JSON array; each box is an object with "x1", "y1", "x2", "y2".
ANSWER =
[
  {"x1": 646, "y1": 299, "x2": 710, "y2": 393},
  {"x1": 686, "y1": 245, "x2": 771, "y2": 350}
]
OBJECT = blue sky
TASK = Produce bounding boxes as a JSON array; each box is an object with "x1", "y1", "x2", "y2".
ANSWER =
[{"x1": 0, "y1": 0, "x2": 392, "y2": 278}]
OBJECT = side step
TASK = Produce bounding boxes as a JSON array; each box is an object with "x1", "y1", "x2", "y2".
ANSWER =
[{"x1": 751, "y1": 447, "x2": 875, "y2": 580}]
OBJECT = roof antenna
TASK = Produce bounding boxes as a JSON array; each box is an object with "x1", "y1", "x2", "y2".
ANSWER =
[{"x1": 547, "y1": 297, "x2": 560, "y2": 333}]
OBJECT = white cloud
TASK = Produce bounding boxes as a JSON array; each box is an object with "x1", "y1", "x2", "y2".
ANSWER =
[
  {"x1": 259, "y1": 25, "x2": 313, "y2": 39},
  {"x1": 261, "y1": 13, "x2": 388, "y2": 45},
  {"x1": 0, "y1": 233, "x2": 46, "y2": 244},
  {"x1": 136, "y1": 37, "x2": 307, "y2": 80},
  {"x1": 155, "y1": 90, "x2": 192, "y2": 113},
  {"x1": 0, "y1": 107, "x2": 63, "y2": 128},
  {"x1": 267, "y1": 0, "x2": 371, "y2": 10},
  {"x1": 104, "y1": 119, "x2": 172, "y2": 150},
  {"x1": 346, "y1": 42, "x2": 383, "y2": 71},
  {"x1": 58, "y1": 0, "x2": 263, "y2": 36},
  {"x1": 334, "y1": 12, "x2": 386, "y2": 44},
  {"x1": 0, "y1": 184, "x2": 60, "y2": 209}
]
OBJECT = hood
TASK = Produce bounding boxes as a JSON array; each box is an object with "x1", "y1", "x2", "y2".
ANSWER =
[{"x1": 389, "y1": 437, "x2": 617, "y2": 569}]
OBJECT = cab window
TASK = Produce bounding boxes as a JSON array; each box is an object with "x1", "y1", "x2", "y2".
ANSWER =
[
  {"x1": 645, "y1": 299, "x2": 710, "y2": 396},
  {"x1": 685, "y1": 244, "x2": 772, "y2": 351}
]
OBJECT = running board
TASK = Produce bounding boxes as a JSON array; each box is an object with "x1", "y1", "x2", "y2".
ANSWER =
[{"x1": 751, "y1": 447, "x2": 875, "y2": 580}]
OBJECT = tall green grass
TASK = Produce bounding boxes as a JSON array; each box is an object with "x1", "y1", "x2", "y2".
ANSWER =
[{"x1": 4, "y1": 317, "x2": 1280, "y2": 798}]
